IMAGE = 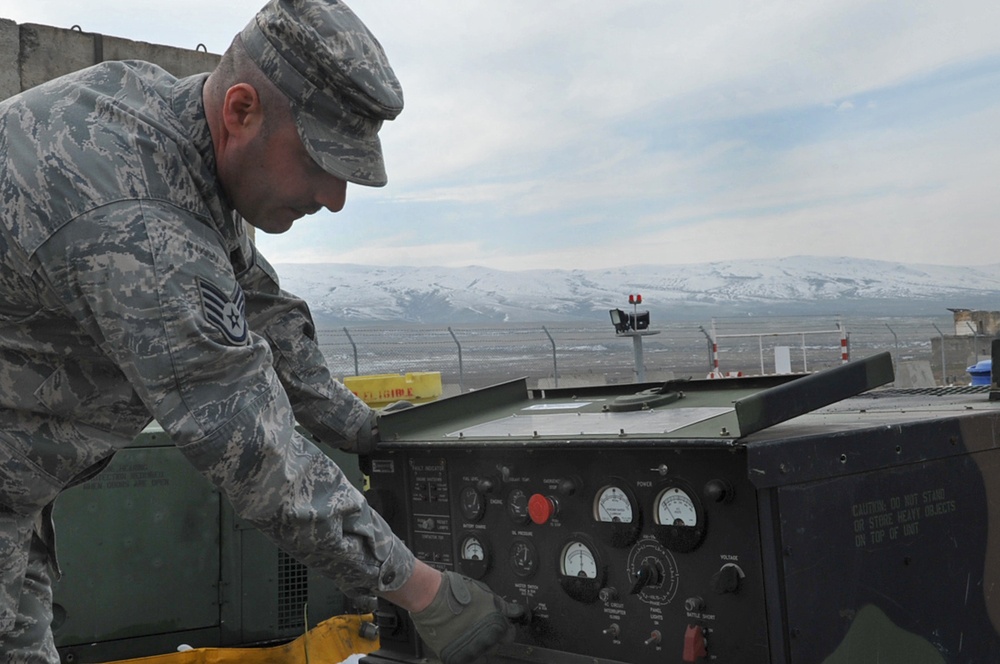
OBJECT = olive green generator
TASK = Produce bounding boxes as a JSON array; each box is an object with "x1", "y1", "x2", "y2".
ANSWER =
[{"x1": 50, "y1": 427, "x2": 359, "y2": 663}]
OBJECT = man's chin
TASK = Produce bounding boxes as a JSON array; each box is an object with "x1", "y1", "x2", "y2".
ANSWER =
[{"x1": 246, "y1": 217, "x2": 296, "y2": 234}]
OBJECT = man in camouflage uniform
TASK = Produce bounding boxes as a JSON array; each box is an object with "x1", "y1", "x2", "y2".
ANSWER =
[{"x1": 0, "y1": 1, "x2": 524, "y2": 662}]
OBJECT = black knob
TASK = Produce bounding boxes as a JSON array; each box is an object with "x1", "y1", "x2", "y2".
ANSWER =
[
  {"x1": 685, "y1": 596, "x2": 705, "y2": 612},
  {"x1": 630, "y1": 561, "x2": 663, "y2": 595},
  {"x1": 704, "y1": 479, "x2": 734, "y2": 503},
  {"x1": 711, "y1": 563, "x2": 743, "y2": 594},
  {"x1": 358, "y1": 621, "x2": 380, "y2": 641},
  {"x1": 558, "y1": 476, "x2": 582, "y2": 496}
]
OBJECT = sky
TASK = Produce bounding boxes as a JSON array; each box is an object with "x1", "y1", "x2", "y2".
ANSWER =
[{"x1": 2, "y1": 1, "x2": 999, "y2": 271}]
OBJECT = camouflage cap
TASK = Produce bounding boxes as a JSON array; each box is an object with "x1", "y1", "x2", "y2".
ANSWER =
[{"x1": 241, "y1": 0, "x2": 403, "y2": 187}]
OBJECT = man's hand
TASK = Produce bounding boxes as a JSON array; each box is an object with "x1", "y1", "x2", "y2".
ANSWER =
[
  {"x1": 352, "y1": 408, "x2": 381, "y2": 456},
  {"x1": 410, "y1": 570, "x2": 528, "y2": 664},
  {"x1": 355, "y1": 401, "x2": 413, "y2": 456}
]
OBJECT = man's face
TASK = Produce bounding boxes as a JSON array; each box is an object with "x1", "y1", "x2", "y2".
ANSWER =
[{"x1": 224, "y1": 116, "x2": 348, "y2": 234}]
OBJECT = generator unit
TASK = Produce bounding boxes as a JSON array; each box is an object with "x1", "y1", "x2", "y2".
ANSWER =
[
  {"x1": 362, "y1": 352, "x2": 1000, "y2": 664},
  {"x1": 50, "y1": 428, "x2": 360, "y2": 663}
]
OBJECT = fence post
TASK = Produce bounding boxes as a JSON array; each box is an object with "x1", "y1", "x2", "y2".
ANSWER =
[
  {"x1": 758, "y1": 335, "x2": 764, "y2": 375},
  {"x1": 448, "y1": 327, "x2": 465, "y2": 393},
  {"x1": 885, "y1": 323, "x2": 898, "y2": 373},
  {"x1": 932, "y1": 323, "x2": 947, "y2": 385},
  {"x1": 838, "y1": 321, "x2": 849, "y2": 364},
  {"x1": 706, "y1": 320, "x2": 722, "y2": 378},
  {"x1": 966, "y1": 321, "x2": 981, "y2": 361},
  {"x1": 543, "y1": 326, "x2": 558, "y2": 388},
  {"x1": 698, "y1": 325, "x2": 713, "y2": 374},
  {"x1": 343, "y1": 327, "x2": 359, "y2": 376}
]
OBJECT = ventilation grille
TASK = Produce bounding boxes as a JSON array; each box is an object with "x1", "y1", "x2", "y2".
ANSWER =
[
  {"x1": 277, "y1": 550, "x2": 309, "y2": 630},
  {"x1": 875, "y1": 385, "x2": 989, "y2": 397}
]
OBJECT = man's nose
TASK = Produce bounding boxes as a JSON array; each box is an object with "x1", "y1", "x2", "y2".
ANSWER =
[{"x1": 318, "y1": 178, "x2": 348, "y2": 213}]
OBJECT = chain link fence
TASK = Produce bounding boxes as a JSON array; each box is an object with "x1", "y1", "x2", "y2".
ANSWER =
[{"x1": 315, "y1": 314, "x2": 978, "y2": 393}]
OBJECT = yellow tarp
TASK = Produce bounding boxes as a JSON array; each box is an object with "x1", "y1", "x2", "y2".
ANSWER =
[{"x1": 108, "y1": 614, "x2": 379, "y2": 664}]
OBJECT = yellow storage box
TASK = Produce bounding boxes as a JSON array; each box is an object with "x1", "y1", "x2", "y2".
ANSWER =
[
  {"x1": 344, "y1": 372, "x2": 443, "y2": 407},
  {"x1": 108, "y1": 614, "x2": 378, "y2": 664}
]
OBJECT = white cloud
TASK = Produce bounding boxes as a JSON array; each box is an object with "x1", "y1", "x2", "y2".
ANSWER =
[{"x1": 4, "y1": 0, "x2": 1000, "y2": 272}]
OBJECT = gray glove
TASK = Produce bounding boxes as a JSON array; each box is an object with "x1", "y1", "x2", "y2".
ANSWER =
[
  {"x1": 354, "y1": 401, "x2": 413, "y2": 456},
  {"x1": 410, "y1": 571, "x2": 528, "y2": 664}
]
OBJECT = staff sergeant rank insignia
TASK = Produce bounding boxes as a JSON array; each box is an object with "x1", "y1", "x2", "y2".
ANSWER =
[{"x1": 199, "y1": 279, "x2": 249, "y2": 345}]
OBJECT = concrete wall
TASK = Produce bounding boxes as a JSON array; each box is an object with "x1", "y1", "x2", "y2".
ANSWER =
[
  {"x1": 0, "y1": 19, "x2": 261, "y2": 240},
  {"x1": 931, "y1": 335, "x2": 994, "y2": 385},
  {"x1": 0, "y1": 18, "x2": 220, "y2": 100}
]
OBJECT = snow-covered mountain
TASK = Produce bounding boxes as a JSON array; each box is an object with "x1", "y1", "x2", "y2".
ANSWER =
[{"x1": 271, "y1": 256, "x2": 1000, "y2": 324}]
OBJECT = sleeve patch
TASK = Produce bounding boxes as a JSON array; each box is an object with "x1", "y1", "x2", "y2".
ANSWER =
[{"x1": 199, "y1": 278, "x2": 249, "y2": 346}]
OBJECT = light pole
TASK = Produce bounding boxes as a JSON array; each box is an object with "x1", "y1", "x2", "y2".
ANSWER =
[{"x1": 608, "y1": 294, "x2": 659, "y2": 383}]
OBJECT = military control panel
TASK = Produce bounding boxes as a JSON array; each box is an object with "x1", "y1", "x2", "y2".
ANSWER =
[{"x1": 362, "y1": 352, "x2": 1000, "y2": 663}]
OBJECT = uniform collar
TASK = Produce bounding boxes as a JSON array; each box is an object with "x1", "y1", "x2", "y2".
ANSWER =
[{"x1": 170, "y1": 72, "x2": 241, "y2": 234}]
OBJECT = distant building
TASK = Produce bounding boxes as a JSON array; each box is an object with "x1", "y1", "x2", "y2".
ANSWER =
[
  {"x1": 949, "y1": 308, "x2": 1000, "y2": 336},
  {"x1": 931, "y1": 309, "x2": 998, "y2": 384}
]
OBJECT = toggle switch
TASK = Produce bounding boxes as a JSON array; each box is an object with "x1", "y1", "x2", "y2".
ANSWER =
[{"x1": 683, "y1": 624, "x2": 708, "y2": 661}]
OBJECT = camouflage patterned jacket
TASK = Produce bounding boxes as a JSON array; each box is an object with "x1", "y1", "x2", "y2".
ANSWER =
[{"x1": 0, "y1": 61, "x2": 413, "y2": 595}]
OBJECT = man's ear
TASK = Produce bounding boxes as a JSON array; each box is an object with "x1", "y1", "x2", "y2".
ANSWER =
[{"x1": 221, "y1": 83, "x2": 264, "y2": 137}]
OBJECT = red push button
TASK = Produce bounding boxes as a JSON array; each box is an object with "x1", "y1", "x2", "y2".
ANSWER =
[
  {"x1": 683, "y1": 624, "x2": 708, "y2": 661},
  {"x1": 528, "y1": 494, "x2": 556, "y2": 524}
]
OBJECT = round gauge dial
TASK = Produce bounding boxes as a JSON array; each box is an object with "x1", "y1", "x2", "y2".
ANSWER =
[
  {"x1": 459, "y1": 485, "x2": 486, "y2": 522},
  {"x1": 509, "y1": 539, "x2": 538, "y2": 578},
  {"x1": 560, "y1": 541, "x2": 598, "y2": 579},
  {"x1": 652, "y1": 484, "x2": 706, "y2": 553},
  {"x1": 592, "y1": 481, "x2": 642, "y2": 548},
  {"x1": 558, "y1": 534, "x2": 606, "y2": 603},
  {"x1": 458, "y1": 533, "x2": 490, "y2": 579},
  {"x1": 655, "y1": 487, "x2": 698, "y2": 527},
  {"x1": 594, "y1": 485, "x2": 634, "y2": 523},
  {"x1": 462, "y1": 537, "x2": 485, "y2": 561},
  {"x1": 507, "y1": 488, "x2": 530, "y2": 524}
]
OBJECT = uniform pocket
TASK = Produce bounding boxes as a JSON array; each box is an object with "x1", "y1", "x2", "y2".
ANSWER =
[
  {"x1": 0, "y1": 508, "x2": 34, "y2": 633},
  {"x1": 0, "y1": 435, "x2": 63, "y2": 517}
]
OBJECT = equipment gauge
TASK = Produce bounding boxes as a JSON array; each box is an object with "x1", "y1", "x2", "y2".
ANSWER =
[
  {"x1": 653, "y1": 484, "x2": 706, "y2": 552},
  {"x1": 507, "y1": 488, "x2": 530, "y2": 524},
  {"x1": 592, "y1": 480, "x2": 642, "y2": 548},
  {"x1": 509, "y1": 539, "x2": 538, "y2": 578},
  {"x1": 459, "y1": 485, "x2": 486, "y2": 522},
  {"x1": 594, "y1": 485, "x2": 634, "y2": 523},
  {"x1": 558, "y1": 535, "x2": 605, "y2": 603},
  {"x1": 561, "y1": 541, "x2": 598, "y2": 578},
  {"x1": 458, "y1": 533, "x2": 490, "y2": 579},
  {"x1": 656, "y1": 487, "x2": 698, "y2": 527}
]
